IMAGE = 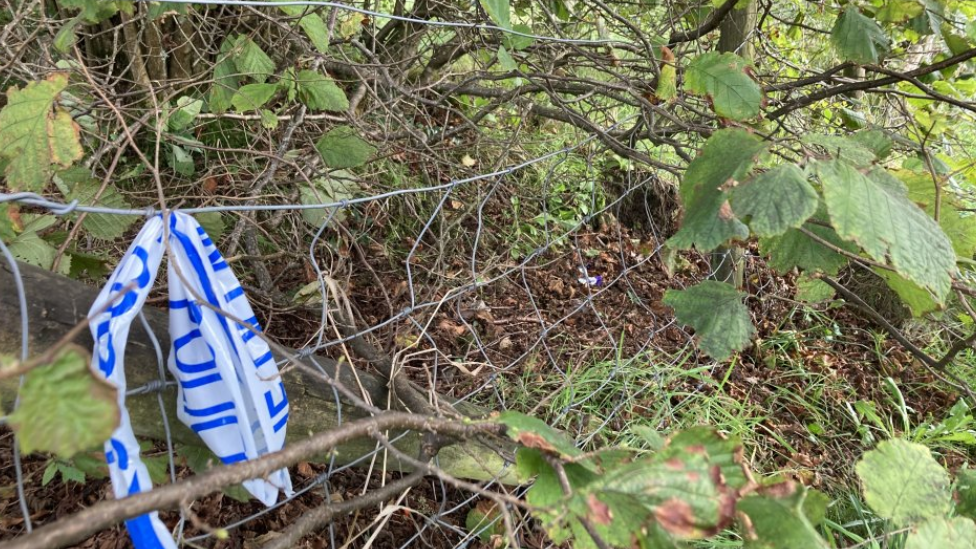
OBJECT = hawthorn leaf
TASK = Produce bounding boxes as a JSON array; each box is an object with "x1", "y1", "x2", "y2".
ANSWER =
[
  {"x1": 831, "y1": 7, "x2": 890, "y2": 64},
  {"x1": 817, "y1": 160, "x2": 955, "y2": 300},
  {"x1": 294, "y1": 70, "x2": 349, "y2": 112},
  {"x1": 684, "y1": 52, "x2": 762, "y2": 121},
  {"x1": 0, "y1": 73, "x2": 84, "y2": 192},
  {"x1": 664, "y1": 281, "x2": 755, "y2": 361},
  {"x1": 856, "y1": 439, "x2": 951, "y2": 526},
  {"x1": 231, "y1": 83, "x2": 278, "y2": 112},
  {"x1": 231, "y1": 36, "x2": 275, "y2": 83},
  {"x1": 731, "y1": 164, "x2": 818, "y2": 237},
  {"x1": 315, "y1": 126, "x2": 376, "y2": 169},
  {"x1": 8, "y1": 345, "x2": 119, "y2": 458},
  {"x1": 905, "y1": 518, "x2": 976, "y2": 549}
]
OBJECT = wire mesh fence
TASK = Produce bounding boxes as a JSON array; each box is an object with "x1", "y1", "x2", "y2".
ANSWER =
[{"x1": 0, "y1": 0, "x2": 794, "y2": 546}]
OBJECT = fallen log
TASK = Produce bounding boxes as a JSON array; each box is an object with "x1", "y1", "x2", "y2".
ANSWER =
[{"x1": 0, "y1": 260, "x2": 512, "y2": 482}]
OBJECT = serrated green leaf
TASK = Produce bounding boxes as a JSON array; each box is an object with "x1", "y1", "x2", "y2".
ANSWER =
[
  {"x1": 731, "y1": 164, "x2": 818, "y2": 237},
  {"x1": 831, "y1": 7, "x2": 890, "y2": 63},
  {"x1": 761, "y1": 205, "x2": 854, "y2": 276},
  {"x1": 259, "y1": 109, "x2": 278, "y2": 129},
  {"x1": 294, "y1": 70, "x2": 349, "y2": 112},
  {"x1": 300, "y1": 173, "x2": 356, "y2": 226},
  {"x1": 874, "y1": 268, "x2": 939, "y2": 316},
  {"x1": 54, "y1": 16, "x2": 83, "y2": 53},
  {"x1": 8, "y1": 231, "x2": 59, "y2": 271},
  {"x1": 660, "y1": 427, "x2": 752, "y2": 490},
  {"x1": 851, "y1": 129, "x2": 894, "y2": 160},
  {"x1": 278, "y1": 5, "x2": 330, "y2": 53},
  {"x1": 57, "y1": 463, "x2": 86, "y2": 484},
  {"x1": 8, "y1": 345, "x2": 119, "y2": 459},
  {"x1": 802, "y1": 134, "x2": 880, "y2": 168},
  {"x1": 194, "y1": 212, "x2": 225, "y2": 240},
  {"x1": 0, "y1": 74, "x2": 84, "y2": 192},
  {"x1": 898, "y1": 168, "x2": 976, "y2": 258},
  {"x1": 496, "y1": 45, "x2": 518, "y2": 72},
  {"x1": 817, "y1": 160, "x2": 955, "y2": 300},
  {"x1": 502, "y1": 24, "x2": 534, "y2": 51},
  {"x1": 905, "y1": 517, "x2": 976, "y2": 549},
  {"x1": 684, "y1": 52, "x2": 762, "y2": 121},
  {"x1": 737, "y1": 486, "x2": 829, "y2": 549},
  {"x1": 60, "y1": 0, "x2": 130, "y2": 23},
  {"x1": 209, "y1": 38, "x2": 240, "y2": 114},
  {"x1": 668, "y1": 129, "x2": 765, "y2": 252},
  {"x1": 231, "y1": 36, "x2": 275, "y2": 83},
  {"x1": 231, "y1": 83, "x2": 278, "y2": 112},
  {"x1": 664, "y1": 281, "x2": 755, "y2": 360},
  {"x1": 856, "y1": 439, "x2": 951, "y2": 526},
  {"x1": 54, "y1": 169, "x2": 136, "y2": 240},
  {"x1": 168, "y1": 144, "x2": 195, "y2": 176},
  {"x1": 876, "y1": 0, "x2": 924, "y2": 22},
  {"x1": 497, "y1": 411, "x2": 581, "y2": 458},
  {"x1": 480, "y1": 0, "x2": 510, "y2": 29},
  {"x1": 42, "y1": 461, "x2": 58, "y2": 486},
  {"x1": 315, "y1": 126, "x2": 376, "y2": 169},
  {"x1": 168, "y1": 95, "x2": 202, "y2": 131},
  {"x1": 795, "y1": 275, "x2": 835, "y2": 303},
  {"x1": 955, "y1": 469, "x2": 976, "y2": 520}
]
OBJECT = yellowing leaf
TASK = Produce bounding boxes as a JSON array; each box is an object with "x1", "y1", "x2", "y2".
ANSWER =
[
  {"x1": 8, "y1": 345, "x2": 119, "y2": 459},
  {"x1": 0, "y1": 74, "x2": 84, "y2": 192}
]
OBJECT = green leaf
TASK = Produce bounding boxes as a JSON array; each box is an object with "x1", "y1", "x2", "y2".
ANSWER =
[
  {"x1": 496, "y1": 45, "x2": 518, "y2": 72},
  {"x1": 54, "y1": 168, "x2": 137, "y2": 240},
  {"x1": 856, "y1": 439, "x2": 951, "y2": 526},
  {"x1": 898, "y1": 168, "x2": 976, "y2": 258},
  {"x1": 876, "y1": 0, "x2": 924, "y2": 22},
  {"x1": 315, "y1": 126, "x2": 376, "y2": 169},
  {"x1": 658, "y1": 427, "x2": 752, "y2": 490},
  {"x1": 795, "y1": 275, "x2": 835, "y2": 303},
  {"x1": 0, "y1": 74, "x2": 84, "y2": 192},
  {"x1": 142, "y1": 454, "x2": 171, "y2": 485},
  {"x1": 831, "y1": 7, "x2": 890, "y2": 64},
  {"x1": 684, "y1": 52, "x2": 762, "y2": 121},
  {"x1": 761, "y1": 208, "x2": 854, "y2": 276},
  {"x1": 502, "y1": 24, "x2": 535, "y2": 51},
  {"x1": 57, "y1": 463, "x2": 86, "y2": 484},
  {"x1": 278, "y1": 5, "x2": 330, "y2": 53},
  {"x1": 8, "y1": 231, "x2": 58, "y2": 270},
  {"x1": 668, "y1": 129, "x2": 765, "y2": 252},
  {"x1": 664, "y1": 281, "x2": 755, "y2": 361},
  {"x1": 656, "y1": 47, "x2": 678, "y2": 102},
  {"x1": 480, "y1": 0, "x2": 510, "y2": 29},
  {"x1": 465, "y1": 501, "x2": 504, "y2": 542},
  {"x1": 60, "y1": 0, "x2": 130, "y2": 23},
  {"x1": 905, "y1": 518, "x2": 976, "y2": 549},
  {"x1": 259, "y1": 109, "x2": 279, "y2": 129},
  {"x1": 955, "y1": 469, "x2": 976, "y2": 520},
  {"x1": 300, "y1": 173, "x2": 356, "y2": 226},
  {"x1": 802, "y1": 134, "x2": 880, "y2": 168},
  {"x1": 737, "y1": 485, "x2": 830, "y2": 549},
  {"x1": 209, "y1": 38, "x2": 240, "y2": 114},
  {"x1": 42, "y1": 461, "x2": 58, "y2": 486},
  {"x1": 293, "y1": 70, "x2": 349, "y2": 112},
  {"x1": 54, "y1": 15, "x2": 83, "y2": 53},
  {"x1": 874, "y1": 269, "x2": 939, "y2": 316},
  {"x1": 168, "y1": 144, "x2": 195, "y2": 176},
  {"x1": 231, "y1": 83, "x2": 278, "y2": 112},
  {"x1": 731, "y1": 164, "x2": 818, "y2": 237},
  {"x1": 816, "y1": 161, "x2": 955, "y2": 300},
  {"x1": 8, "y1": 345, "x2": 119, "y2": 459},
  {"x1": 497, "y1": 411, "x2": 581, "y2": 458},
  {"x1": 194, "y1": 212, "x2": 225, "y2": 240},
  {"x1": 231, "y1": 36, "x2": 275, "y2": 83},
  {"x1": 168, "y1": 95, "x2": 202, "y2": 131}
]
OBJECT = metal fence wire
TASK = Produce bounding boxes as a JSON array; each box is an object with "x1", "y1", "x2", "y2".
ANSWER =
[{"x1": 0, "y1": 0, "x2": 788, "y2": 546}]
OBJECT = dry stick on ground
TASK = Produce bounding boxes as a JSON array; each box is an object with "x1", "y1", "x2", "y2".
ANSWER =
[
  {"x1": 819, "y1": 275, "x2": 976, "y2": 405},
  {"x1": 3, "y1": 413, "x2": 504, "y2": 549},
  {"x1": 263, "y1": 445, "x2": 439, "y2": 549}
]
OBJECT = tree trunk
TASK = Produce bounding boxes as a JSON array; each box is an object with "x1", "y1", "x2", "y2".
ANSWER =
[
  {"x1": 0, "y1": 261, "x2": 513, "y2": 483},
  {"x1": 710, "y1": 0, "x2": 756, "y2": 288}
]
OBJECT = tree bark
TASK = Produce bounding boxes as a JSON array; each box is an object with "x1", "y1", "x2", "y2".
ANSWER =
[
  {"x1": 710, "y1": 0, "x2": 756, "y2": 288},
  {"x1": 0, "y1": 261, "x2": 513, "y2": 483}
]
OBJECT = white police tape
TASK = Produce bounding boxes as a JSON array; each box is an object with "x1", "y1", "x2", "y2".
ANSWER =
[{"x1": 88, "y1": 212, "x2": 292, "y2": 548}]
